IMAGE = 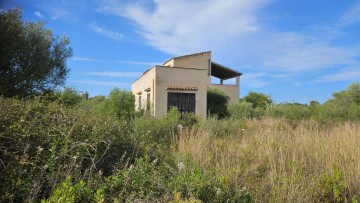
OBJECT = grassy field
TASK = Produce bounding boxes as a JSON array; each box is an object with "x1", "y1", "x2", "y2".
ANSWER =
[{"x1": 175, "y1": 118, "x2": 360, "y2": 202}]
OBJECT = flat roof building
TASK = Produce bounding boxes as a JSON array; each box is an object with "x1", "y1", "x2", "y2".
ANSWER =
[{"x1": 131, "y1": 51, "x2": 242, "y2": 118}]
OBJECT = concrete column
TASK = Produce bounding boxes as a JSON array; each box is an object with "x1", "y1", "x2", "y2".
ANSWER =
[{"x1": 236, "y1": 76, "x2": 240, "y2": 86}]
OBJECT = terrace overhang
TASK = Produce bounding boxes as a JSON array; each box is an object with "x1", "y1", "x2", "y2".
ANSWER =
[{"x1": 211, "y1": 61, "x2": 242, "y2": 80}]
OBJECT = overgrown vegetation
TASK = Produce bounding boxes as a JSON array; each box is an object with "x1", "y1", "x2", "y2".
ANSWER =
[
  {"x1": 207, "y1": 88, "x2": 229, "y2": 118},
  {"x1": 2, "y1": 7, "x2": 359, "y2": 201},
  {"x1": 1, "y1": 83, "x2": 360, "y2": 202}
]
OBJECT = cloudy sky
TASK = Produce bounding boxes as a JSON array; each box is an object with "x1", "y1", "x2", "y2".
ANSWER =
[{"x1": 2, "y1": 0, "x2": 360, "y2": 103}]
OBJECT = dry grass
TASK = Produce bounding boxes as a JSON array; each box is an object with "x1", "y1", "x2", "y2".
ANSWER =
[{"x1": 173, "y1": 118, "x2": 360, "y2": 202}]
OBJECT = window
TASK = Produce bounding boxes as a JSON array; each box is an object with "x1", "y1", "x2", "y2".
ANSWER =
[
  {"x1": 146, "y1": 93, "x2": 150, "y2": 111},
  {"x1": 167, "y1": 92, "x2": 195, "y2": 114},
  {"x1": 138, "y1": 95, "x2": 141, "y2": 110}
]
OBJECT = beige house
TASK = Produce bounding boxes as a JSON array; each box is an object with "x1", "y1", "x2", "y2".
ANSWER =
[{"x1": 131, "y1": 51, "x2": 242, "y2": 118}]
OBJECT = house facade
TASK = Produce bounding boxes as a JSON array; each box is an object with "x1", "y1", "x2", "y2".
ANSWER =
[{"x1": 131, "y1": 51, "x2": 242, "y2": 118}]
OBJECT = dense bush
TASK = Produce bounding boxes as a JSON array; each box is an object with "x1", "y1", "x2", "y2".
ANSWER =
[
  {"x1": 46, "y1": 87, "x2": 88, "y2": 107},
  {"x1": 317, "y1": 83, "x2": 360, "y2": 124},
  {"x1": 200, "y1": 116, "x2": 246, "y2": 137},
  {"x1": 228, "y1": 100, "x2": 265, "y2": 119},
  {"x1": 102, "y1": 87, "x2": 135, "y2": 121},
  {"x1": 242, "y1": 91, "x2": 272, "y2": 109},
  {"x1": 0, "y1": 96, "x2": 135, "y2": 202},
  {"x1": 207, "y1": 88, "x2": 229, "y2": 118},
  {"x1": 266, "y1": 103, "x2": 311, "y2": 126},
  {"x1": 133, "y1": 108, "x2": 180, "y2": 151}
]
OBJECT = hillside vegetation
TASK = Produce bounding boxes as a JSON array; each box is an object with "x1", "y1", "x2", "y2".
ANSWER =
[{"x1": 1, "y1": 84, "x2": 360, "y2": 202}]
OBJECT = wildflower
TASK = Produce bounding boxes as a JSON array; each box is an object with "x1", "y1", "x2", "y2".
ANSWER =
[
  {"x1": 241, "y1": 128, "x2": 245, "y2": 131},
  {"x1": 153, "y1": 158, "x2": 158, "y2": 164},
  {"x1": 43, "y1": 165, "x2": 48, "y2": 170},
  {"x1": 177, "y1": 162, "x2": 185, "y2": 171},
  {"x1": 216, "y1": 188, "x2": 222, "y2": 195},
  {"x1": 37, "y1": 146, "x2": 43, "y2": 152},
  {"x1": 240, "y1": 186, "x2": 248, "y2": 193}
]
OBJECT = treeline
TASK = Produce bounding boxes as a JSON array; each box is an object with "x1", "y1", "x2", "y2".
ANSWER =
[{"x1": 212, "y1": 82, "x2": 360, "y2": 126}]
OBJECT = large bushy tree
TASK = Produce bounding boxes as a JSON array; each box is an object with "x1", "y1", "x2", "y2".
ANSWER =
[
  {"x1": 243, "y1": 91, "x2": 272, "y2": 109},
  {"x1": 0, "y1": 8, "x2": 73, "y2": 97},
  {"x1": 103, "y1": 88, "x2": 135, "y2": 121}
]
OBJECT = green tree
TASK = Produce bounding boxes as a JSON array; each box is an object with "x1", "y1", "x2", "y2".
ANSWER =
[
  {"x1": 0, "y1": 8, "x2": 73, "y2": 97},
  {"x1": 103, "y1": 88, "x2": 135, "y2": 121},
  {"x1": 49, "y1": 87, "x2": 88, "y2": 107},
  {"x1": 243, "y1": 91, "x2": 272, "y2": 109},
  {"x1": 319, "y1": 82, "x2": 360, "y2": 123},
  {"x1": 207, "y1": 88, "x2": 229, "y2": 118}
]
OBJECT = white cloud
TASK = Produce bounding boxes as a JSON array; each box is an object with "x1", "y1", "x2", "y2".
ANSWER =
[
  {"x1": 117, "y1": 60, "x2": 162, "y2": 66},
  {"x1": 241, "y1": 72, "x2": 272, "y2": 87},
  {"x1": 316, "y1": 65, "x2": 360, "y2": 83},
  {"x1": 34, "y1": 11, "x2": 44, "y2": 18},
  {"x1": 262, "y1": 35, "x2": 357, "y2": 71},
  {"x1": 337, "y1": 1, "x2": 360, "y2": 26},
  {"x1": 95, "y1": 0, "x2": 360, "y2": 91},
  {"x1": 72, "y1": 56, "x2": 98, "y2": 62},
  {"x1": 84, "y1": 71, "x2": 142, "y2": 78},
  {"x1": 28, "y1": 0, "x2": 87, "y2": 22},
  {"x1": 97, "y1": 0, "x2": 271, "y2": 54},
  {"x1": 90, "y1": 23, "x2": 123, "y2": 41},
  {"x1": 70, "y1": 80, "x2": 128, "y2": 86},
  {"x1": 97, "y1": 0, "x2": 360, "y2": 73}
]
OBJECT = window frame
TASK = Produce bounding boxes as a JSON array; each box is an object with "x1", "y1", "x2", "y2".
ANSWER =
[{"x1": 167, "y1": 92, "x2": 196, "y2": 114}]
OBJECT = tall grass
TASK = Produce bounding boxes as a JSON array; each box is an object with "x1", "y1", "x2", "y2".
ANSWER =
[{"x1": 174, "y1": 118, "x2": 360, "y2": 202}]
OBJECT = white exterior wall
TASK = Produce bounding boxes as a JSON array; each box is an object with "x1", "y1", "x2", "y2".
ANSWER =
[
  {"x1": 155, "y1": 67, "x2": 208, "y2": 118},
  {"x1": 209, "y1": 84, "x2": 239, "y2": 103},
  {"x1": 131, "y1": 68, "x2": 156, "y2": 114},
  {"x1": 209, "y1": 76, "x2": 240, "y2": 103},
  {"x1": 172, "y1": 52, "x2": 211, "y2": 70}
]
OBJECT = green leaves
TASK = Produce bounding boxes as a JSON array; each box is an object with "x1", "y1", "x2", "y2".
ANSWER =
[
  {"x1": 243, "y1": 92, "x2": 272, "y2": 109},
  {"x1": 0, "y1": 7, "x2": 72, "y2": 97},
  {"x1": 207, "y1": 88, "x2": 229, "y2": 118}
]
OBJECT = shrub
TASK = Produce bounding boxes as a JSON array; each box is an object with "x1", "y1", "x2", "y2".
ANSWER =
[
  {"x1": 102, "y1": 87, "x2": 135, "y2": 121},
  {"x1": 318, "y1": 165, "x2": 349, "y2": 202},
  {"x1": 41, "y1": 176, "x2": 92, "y2": 203},
  {"x1": 0, "y1": 96, "x2": 136, "y2": 202},
  {"x1": 242, "y1": 91, "x2": 272, "y2": 109},
  {"x1": 200, "y1": 116, "x2": 245, "y2": 137},
  {"x1": 317, "y1": 83, "x2": 360, "y2": 124},
  {"x1": 266, "y1": 103, "x2": 311, "y2": 126},
  {"x1": 180, "y1": 112, "x2": 201, "y2": 127},
  {"x1": 47, "y1": 87, "x2": 88, "y2": 107},
  {"x1": 171, "y1": 161, "x2": 251, "y2": 202},
  {"x1": 207, "y1": 88, "x2": 229, "y2": 119},
  {"x1": 133, "y1": 108, "x2": 181, "y2": 151},
  {"x1": 100, "y1": 156, "x2": 173, "y2": 202},
  {"x1": 228, "y1": 101, "x2": 265, "y2": 119},
  {"x1": 228, "y1": 100, "x2": 253, "y2": 119}
]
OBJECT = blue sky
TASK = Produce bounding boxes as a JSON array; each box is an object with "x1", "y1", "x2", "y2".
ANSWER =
[{"x1": 1, "y1": 0, "x2": 360, "y2": 103}]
